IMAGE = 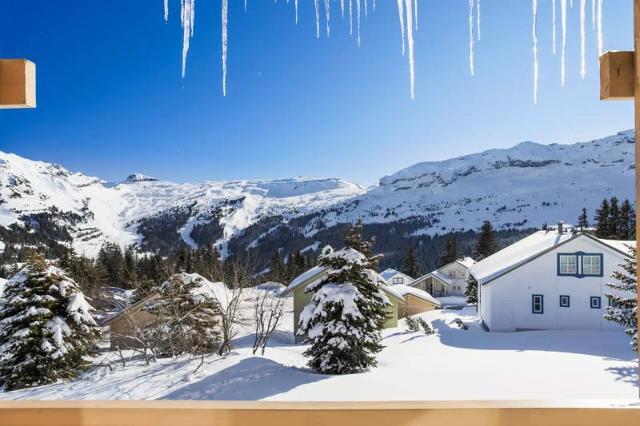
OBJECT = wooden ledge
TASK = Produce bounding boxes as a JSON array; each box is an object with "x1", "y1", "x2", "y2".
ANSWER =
[{"x1": 0, "y1": 400, "x2": 638, "y2": 426}]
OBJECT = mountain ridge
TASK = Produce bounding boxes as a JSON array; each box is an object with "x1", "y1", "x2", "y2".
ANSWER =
[{"x1": 0, "y1": 130, "x2": 635, "y2": 270}]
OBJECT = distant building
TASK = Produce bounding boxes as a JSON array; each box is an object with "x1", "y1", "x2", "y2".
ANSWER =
[
  {"x1": 281, "y1": 248, "x2": 406, "y2": 340},
  {"x1": 410, "y1": 257, "x2": 476, "y2": 297},
  {"x1": 470, "y1": 226, "x2": 634, "y2": 332},
  {"x1": 380, "y1": 268, "x2": 414, "y2": 286}
]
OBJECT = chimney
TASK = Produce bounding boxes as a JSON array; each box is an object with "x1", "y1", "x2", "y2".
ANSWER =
[{"x1": 557, "y1": 221, "x2": 564, "y2": 235}]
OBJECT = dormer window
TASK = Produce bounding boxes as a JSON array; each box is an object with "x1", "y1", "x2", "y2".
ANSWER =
[
  {"x1": 558, "y1": 253, "x2": 603, "y2": 277},
  {"x1": 393, "y1": 277, "x2": 403, "y2": 285}
]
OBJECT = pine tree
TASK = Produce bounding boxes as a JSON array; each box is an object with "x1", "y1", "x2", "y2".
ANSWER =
[
  {"x1": 298, "y1": 223, "x2": 388, "y2": 374},
  {"x1": 439, "y1": 236, "x2": 460, "y2": 267},
  {"x1": 0, "y1": 253, "x2": 100, "y2": 390},
  {"x1": 608, "y1": 197, "x2": 621, "y2": 238},
  {"x1": 594, "y1": 198, "x2": 610, "y2": 238},
  {"x1": 577, "y1": 208, "x2": 589, "y2": 231},
  {"x1": 403, "y1": 246, "x2": 421, "y2": 278},
  {"x1": 343, "y1": 219, "x2": 375, "y2": 258},
  {"x1": 147, "y1": 273, "x2": 222, "y2": 355},
  {"x1": 604, "y1": 246, "x2": 637, "y2": 351},
  {"x1": 465, "y1": 275, "x2": 478, "y2": 304},
  {"x1": 268, "y1": 251, "x2": 286, "y2": 283},
  {"x1": 618, "y1": 200, "x2": 635, "y2": 240},
  {"x1": 475, "y1": 221, "x2": 499, "y2": 260}
]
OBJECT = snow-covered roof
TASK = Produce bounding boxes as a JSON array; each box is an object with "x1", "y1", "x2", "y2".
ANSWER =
[
  {"x1": 392, "y1": 284, "x2": 441, "y2": 306},
  {"x1": 471, "y1": 231, "x2": 635, "y2": 285},
  {"x1": 0, "y1": 278, "x2": 6, "y2": 297},
  {"x1": 410, "y1": 257, "x2": 475, "y2": 287},
  {"x1": 599, "y1": 239, "x2": 635, "y2": 255},
  {"x1": 255, "y1": 281, "x2": 285, "y2": 291},
  {"x1": 380, "y1": 268, "x2": 413, "y2": 283},
  {"x1": 282, "y1": 249, "x2": 404, "y2": 302},
  {"x1": 456, "y1": 257, "x2": 476, "y2": 268}
]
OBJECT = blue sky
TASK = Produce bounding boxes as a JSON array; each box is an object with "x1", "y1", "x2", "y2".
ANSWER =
[{"x1": 0, "y1": 0, "x2": 634, "y2": 186}]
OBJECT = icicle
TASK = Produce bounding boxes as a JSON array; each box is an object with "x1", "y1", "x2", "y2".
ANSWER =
[
  {"x1": 314, "y1": 0, "x2": 320, "y2": 38},
  {"x1": 597, "y1": 0, "x2": 604, "y2": 56},
  {"x1": 340, "y1": 0, "x2": 345, "y2": 19},
  {"x1": 373, "y1": 0, "x2": 376, "y2": 12},
  {"x1": 356, "y1": 0, "x2": 361, "y2": 46},
  {"x1": 164, "y1": 0, "x2": 169, "y2": 22},
  {"x1": 349, "y1": 0, "x2": 353, "y2": 35},
  {"x1": 222, "y1": 0, "x2": 228, "y2": 96},
  {"x1": 324, "y1": 0, "x2": 331, "y2": 37},
  {"x1": 552, "y1": 0, "x2": 557, "y2": 54},
  {"x1": 570, "y1": 0, "x2": 573, "y2": 7},
  {"x1": 532, "y1": 0, "x2": 538, "y2": 104},
  {"x1": 244, "y1": 0, "x2": 247, "y2": 13},
  {"x1": 404, "y1": 0, "x2": 415, "y2": 99},
  {"x1": 580, "y1": 0, "x2": 586, "y2": 78},
  {"x1": 396, "y1": 0, "x2": 406, "y2": 56},
  {"x1": 561, "y1": 0, "x2": 567, "y2": 86},
  {"x1": 591, "y1": 0, "x2": 595, "y2": 30},
  {"x1": 476, "y1": 0, "x2": 480, "y2": 41},
  {"x1": 414, "y1": 0, "x2": 419, "y2": 32},
  {"x1": 469, "y1": 0, "x2": 475, "y2": 76},
  {"x1": 180, "y1": 0, "x2": 195, "y2": 78},
  {"x1": 364, "y1": 0, "x2": 368, "y2": 20},
  {"x1": 295, "y1": 0, "x2": 299, "y2": 24}
]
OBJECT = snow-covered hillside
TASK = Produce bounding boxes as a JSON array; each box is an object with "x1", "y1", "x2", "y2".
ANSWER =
[
  {"x1": 313, "y1": 130, "x2": 635, "y2": 235},
  {"x1": 0, "y1": 152, "x2": 364, "y2": 257},
  {"x1": 0, "y1": 130, "x2": 634, "y2": 259}
]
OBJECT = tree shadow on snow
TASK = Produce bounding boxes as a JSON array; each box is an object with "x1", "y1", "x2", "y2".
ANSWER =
[
  {"x1": 431, "y1": 319, "x2": 637, "y2": 361},
  {"x1": 161, "y1": 357, "x2": 328, "y2": 400},
  {"x1": 606, "y1": 365, "x2": 639, "y2": 387}
]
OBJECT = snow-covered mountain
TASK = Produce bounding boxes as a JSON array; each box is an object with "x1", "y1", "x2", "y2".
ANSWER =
[
  {"x1": 313, "y1": 130, "x2": 636, "y2": 235},
  {"x1": 0, "y1": 130, "x2": 635, "y2": 263},
  {"x1": 0, "y1": 152, "x2": 364, "y2": 257}
]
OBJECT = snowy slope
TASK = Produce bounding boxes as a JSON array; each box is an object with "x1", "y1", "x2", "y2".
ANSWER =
[
  {"x1": 0, "y1": 130, "x2": 634, "y2": 258},
  {"x1": 311, "y1": 130, "x2": 635, "y2": 235},
  {"x1": 0, "y1": 151, "x2": 364, "y2": 257},
  {"x1": 0, "y1": 308, "x2": 635, "y2": 400}
]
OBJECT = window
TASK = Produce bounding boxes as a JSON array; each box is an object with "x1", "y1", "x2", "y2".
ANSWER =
[
  {"x1": 559, "y1": 295, "x2": 570, "y2": 307},
  {"x1": 582, "y1": 255, "x2": 602, "y2": 276},
  {"x1": 392, "y1": 277, "x2": 403, "y2": 285},
  {"x1": 532, "y1": 294, "x2": 544, "y2": 314},
  {"x1": 590, "y1": 296, "x2": 601, "y2": 309},
  {"x1": 558, "y1": 255, "x2": 577, "y2": 275}
]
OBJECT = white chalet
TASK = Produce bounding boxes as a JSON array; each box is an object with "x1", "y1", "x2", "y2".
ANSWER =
[
  {"x1": 410, "y1": 257, "x2": 476, "y2": 297},
  {"x1": 380, "y1": 268, "x2": 414, "y2": 286},
  {"x1": 471, "y1": 226, "x2": 634, "y2": 332}
]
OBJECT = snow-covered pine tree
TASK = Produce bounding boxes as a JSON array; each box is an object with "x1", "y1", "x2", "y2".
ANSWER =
[
  {"x1": 0, "y1": 253, "x2": 100, "y2": 390},
  {"x1": 298, "y1": 225, "x2": 389, "y2": 374},
  {"x1": 465, "y1": 275, "x2": 478, "y2": 304},
  {"x1": 604, "y1": 246, "x2": 637, "y2": 351},
  {"x1": 146, "y1": 273, "x2": 222, "y2": 356}
]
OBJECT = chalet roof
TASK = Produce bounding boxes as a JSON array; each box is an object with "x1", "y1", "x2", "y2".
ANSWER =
[
  {"x1": 470, "y1": 231, "x2": 634, "y2": 285},
  {"x1": 392, "y1": 284, "x2": 441, "y2": 306},
  {"x1": 380, "y1": 268, "x2": 414, "y2": 283},
  {"x1": 282, "y1": 249, "x2": 405, "y2": 303},
  {"x1": 410, "y1": 257, "x2": 476, "y2": 287}
]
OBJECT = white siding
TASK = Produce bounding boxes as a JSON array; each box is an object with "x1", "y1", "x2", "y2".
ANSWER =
[{"x1": 480, "y1": 237, "x2": 630, "y2": 332}]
